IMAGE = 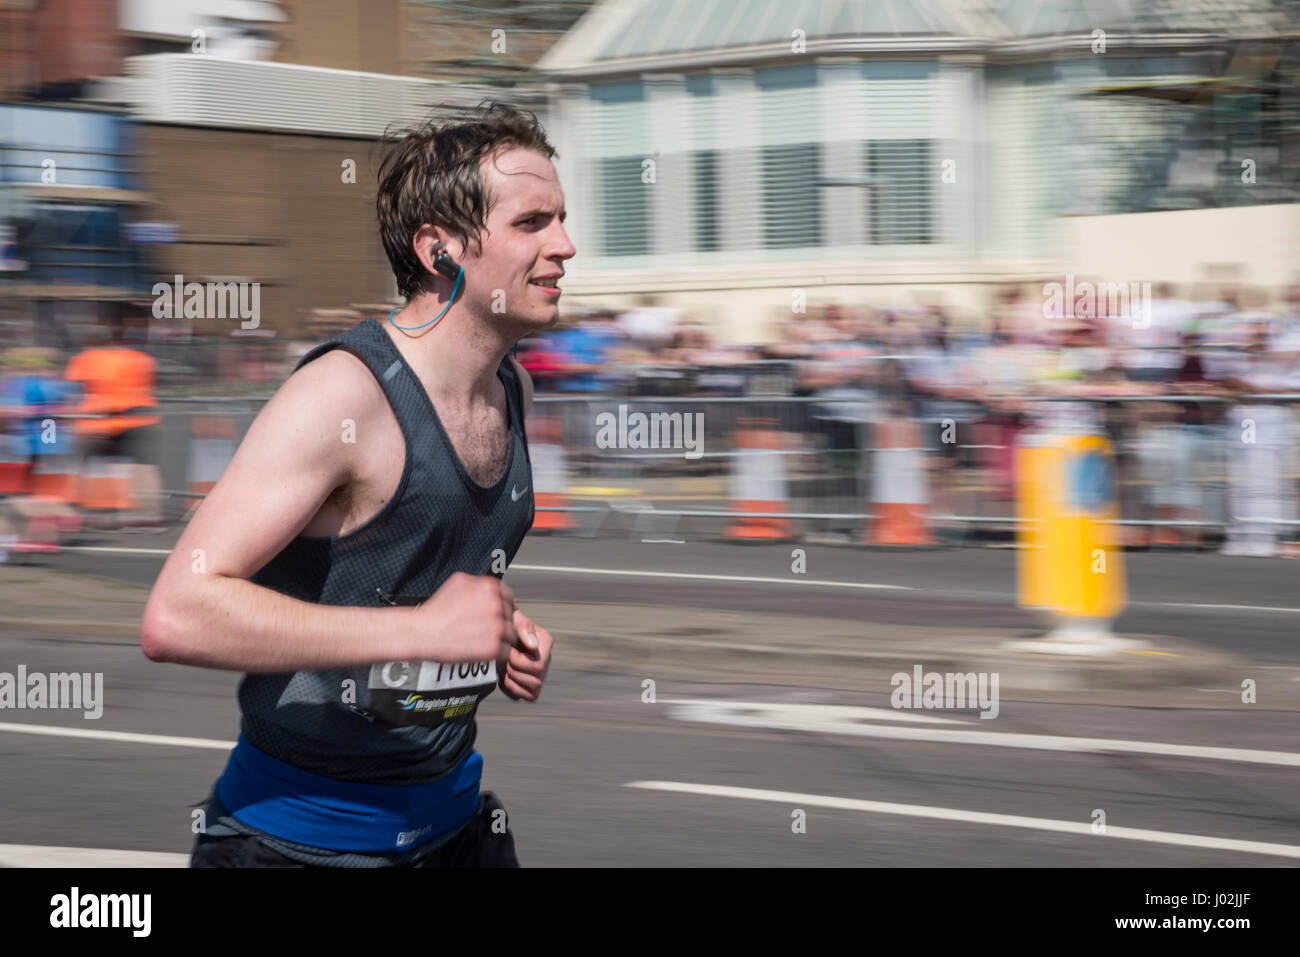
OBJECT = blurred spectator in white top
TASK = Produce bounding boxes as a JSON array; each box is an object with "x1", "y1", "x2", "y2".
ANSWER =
[
  {"x1": 1208, "y1": 315, "x2": 1298, "y2": 556},
  {"x1": 617, "y1": 294, "x2": 681, "y2": 356}
]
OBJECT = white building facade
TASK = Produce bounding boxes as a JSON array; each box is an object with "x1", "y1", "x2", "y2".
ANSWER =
[{"x1": 538, "y1": 0, "x2": 1299, "y2": 341}]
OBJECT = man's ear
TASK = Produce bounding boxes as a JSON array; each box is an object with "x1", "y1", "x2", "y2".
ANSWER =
[{"x1": 413, "y1": 226, "x2": 463, "y2": 281}]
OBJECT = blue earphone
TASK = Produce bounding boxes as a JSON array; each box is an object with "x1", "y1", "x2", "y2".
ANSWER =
[
  {"x1": 389, "y1": 242, "x2": 464, "y2": 331},
  {"x1": 386, "y1": 240, "x2": 520, "y2": 358}
]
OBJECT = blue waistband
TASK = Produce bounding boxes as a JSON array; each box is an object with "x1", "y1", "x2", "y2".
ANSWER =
[{"x1": 215, "y1": 735, "x2": 482, "y2": 853}]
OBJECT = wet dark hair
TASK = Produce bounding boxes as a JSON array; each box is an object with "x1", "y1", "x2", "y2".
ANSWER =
[{"x1": 376, "y1": 101, "x2": 557, "y2": 300}]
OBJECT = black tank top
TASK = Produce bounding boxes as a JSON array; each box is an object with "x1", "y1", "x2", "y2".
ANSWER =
[{"x1": 236, "y1": 318, "x2": 535, "y2": 784}]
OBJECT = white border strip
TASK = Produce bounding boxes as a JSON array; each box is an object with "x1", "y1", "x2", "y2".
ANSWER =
[{"x1": 0, "y1": 844, "x2": 188, "y2": 868}]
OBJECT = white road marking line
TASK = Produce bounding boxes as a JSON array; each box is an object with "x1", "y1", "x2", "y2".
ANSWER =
[
  {"x1": 1150, "y1": 601, "x2": 1300, "y2": 614},
  {"x1": 661, "y1": 699, "x2": 1300, "y2": 767},
  {"x1": 661, "y1": 699, "x2": 964, "y2": 725},
  {"x1": 0, "y1": 721, "x2": 232, "y2": 750},
  {"x1": 54, "y1": 550, "x2": 911, "y2": 591},
  {"x1": 518, "y1": 571, "x2": 1300, "y2": 613},
  {"x1": 625, "y1": 781, "x2": 1300, "y2": 861},
  {"x1": 60, "y1": 546, "x2": 173, "y2": 556},
  {"x1": 46, "y1": 549, "x2": 1300, "y2": 615},
  {"x1": 0, "y1": 844, "x2": 188, "y2": 868},
  {"x1": 510, "y1": 564, "x2": 912, "y2": 590}
]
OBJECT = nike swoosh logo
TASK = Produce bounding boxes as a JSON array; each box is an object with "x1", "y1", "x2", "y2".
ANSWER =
[{"x1": 511, "y1": 485, "x2": 529, "y2": 501}]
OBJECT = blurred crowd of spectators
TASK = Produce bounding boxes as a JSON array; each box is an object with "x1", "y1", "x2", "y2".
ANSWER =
[
  {"x1": 771, "y1": 283, "x2": 1300, "y2": 406},
  {"x1": 4, "y1": 282, "x2": 1300, "y2": 555},
  {"x1": 515, "y1": 282, "x2": 1300, "y2": 406},
  {"x1": 517, "y1": 295, "x2": 763, "y2": 397},
  {"x1": 10, "y1": 282, "x2": 1297, "y2": 404},
  {"x1": 758, "y1": 282, "x2": 1300, "y2": 556},
  {"x1": 516, "y1": 280, "x2": 1300, "y2": 557}
]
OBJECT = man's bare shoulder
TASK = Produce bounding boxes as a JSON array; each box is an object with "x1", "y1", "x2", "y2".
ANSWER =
[
  {"x1": 236, "y1": 346, "x2": 390, "y2": 480},
  {"x1": 164, "y1": 346, "x2": 391, "y2": 582},
  {"x1": 272, "y1": 347, "x2": 388, "y2": 424}
]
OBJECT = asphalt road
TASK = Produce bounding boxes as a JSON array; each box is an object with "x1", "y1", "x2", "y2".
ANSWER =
[
  {"x1": 47, "y1": 532, "x2": 1300, "y2": 664},
  {"x1": 2, "y1": 533, "x2": 1299, "y2": 866},
  {"x1": 1, "y1": 626, "x2": 1297, "y2": 867}
]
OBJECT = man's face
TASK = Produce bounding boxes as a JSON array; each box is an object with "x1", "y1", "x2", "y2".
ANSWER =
[{"x1": 459, "y1": 147, "x2": 575, "y2": 334}]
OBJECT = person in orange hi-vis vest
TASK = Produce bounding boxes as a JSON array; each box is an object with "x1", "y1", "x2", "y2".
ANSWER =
[{"x1": 64, "y1": 306, "x2": 163, "y2": 523}]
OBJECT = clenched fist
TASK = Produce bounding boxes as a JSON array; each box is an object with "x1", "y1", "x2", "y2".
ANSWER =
[{"x1": 416, "y1": 572, "x2": 536, "y2": 664}]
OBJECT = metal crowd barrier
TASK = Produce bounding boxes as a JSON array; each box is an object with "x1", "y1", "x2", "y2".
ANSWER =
[
  {"x1": 6, "y1": 389, "x2": 1296, "y2": 549},
  {"x1": 527, "y1": 391, "x2": 1300, "y2": 547}
]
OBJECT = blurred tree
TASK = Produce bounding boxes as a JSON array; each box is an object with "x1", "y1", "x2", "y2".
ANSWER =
[{"x1": 412, "y1": 0, "x2": 596, "y2": 86}]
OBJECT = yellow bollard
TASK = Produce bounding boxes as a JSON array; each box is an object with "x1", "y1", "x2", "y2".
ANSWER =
[{"x1": 1012, "y1": 428, "x2": 1143, "y2": 655}]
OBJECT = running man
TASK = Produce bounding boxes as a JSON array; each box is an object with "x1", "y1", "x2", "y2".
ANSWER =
[{"x1": 141, "y1": 103, "x2": 574, "y2": 867}]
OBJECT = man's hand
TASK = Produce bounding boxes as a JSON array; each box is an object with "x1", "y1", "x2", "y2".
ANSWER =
[
  {"x1": 498, "y1": 603, "x2": 553, "y2": 703},
  {"x1": 417, "y1": 573, "x2": 533, "y2": 664}
]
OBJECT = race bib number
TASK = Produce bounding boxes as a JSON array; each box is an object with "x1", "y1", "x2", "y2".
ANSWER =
[
  {"x1": 367, "y1": 658, "x2": 497, "y2": 727},
  {"x1": 366, "y1": 593, "x2": 497, "y2": 727}
]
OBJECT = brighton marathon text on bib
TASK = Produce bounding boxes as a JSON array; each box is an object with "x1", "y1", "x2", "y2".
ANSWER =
[{"x1": 367, "y1": 594, "x2": 497, "y2": 727}]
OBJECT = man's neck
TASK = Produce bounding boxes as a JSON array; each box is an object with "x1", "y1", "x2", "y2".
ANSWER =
[{"x1": 383, "y1": 298, "x2": 513, "y2": 404}]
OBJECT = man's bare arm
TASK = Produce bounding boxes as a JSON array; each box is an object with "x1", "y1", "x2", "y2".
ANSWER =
[{"x1": 141, "y1": 351, "x2": 519, "y2": 672}]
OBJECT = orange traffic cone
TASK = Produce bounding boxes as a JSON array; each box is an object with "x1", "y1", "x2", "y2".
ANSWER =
[
  {"x1": 79, "y1": 457, "x2": 134, "y2": 514},
  {"x1": 0, "y1": 461, "x2": 30, "y2": 495},
  {"x1": 724, "y1": 417, "x2": 794, "y2": 542},
  {"x1": 1149, "y1": 505, "x2": 1203, "y2": 548},
  {"x1": 186, "y1": 415, "x2": 237, "y2": 506},
  {"x1": 0, "y1": 436, "x2": 33, "y2": 494},
  {"x1": 28, "y1": 443, "x2": 83, "y2": 540},
  {"x1": 30, "y1": 441, "x2": 81, "y2": 504},
  {"x1": 1123, "y1": 523, "x2": 1150, "y2": 549},
  {"x1": 866, "y1": 418, "x2": 934, "y2": 546},
  {"x1": 525, "y1": 412, "x2": 575, "y2": 532}
]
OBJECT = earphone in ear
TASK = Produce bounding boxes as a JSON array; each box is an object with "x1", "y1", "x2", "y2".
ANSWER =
[
  {"x1": 424, "y1": 239, "x2": 517, "y2": 358},
  {"x1": 431, "y1": 241, "x2": 463, "y2": 282},
  {"x1": 388, "y1": 239, "x2": 466, "y2": 332}
]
